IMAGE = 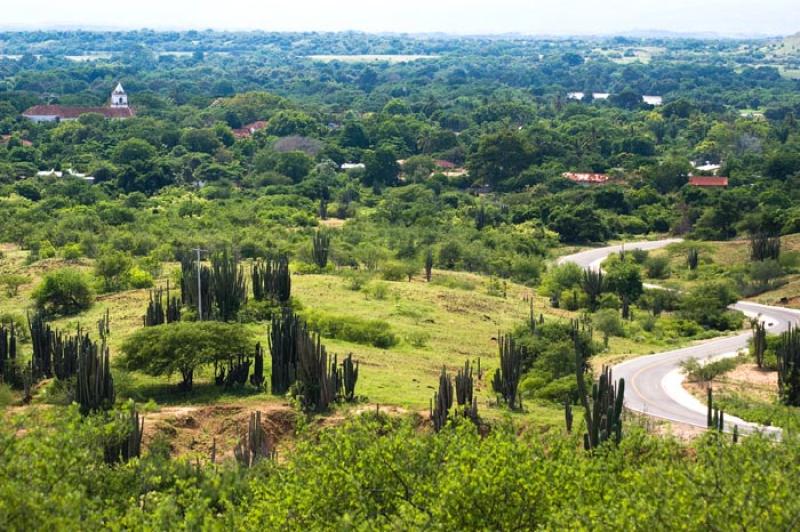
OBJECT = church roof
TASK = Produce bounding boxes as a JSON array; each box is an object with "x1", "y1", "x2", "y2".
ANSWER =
[
  {"x1": 113, "y1": 82, "x2": 125, "y2": 94},
  {"x1": 22, "y1": 105, "x2": 135, "y2": 119}
]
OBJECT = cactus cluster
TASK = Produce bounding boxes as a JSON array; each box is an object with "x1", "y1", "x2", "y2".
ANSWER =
[
  {"x1": 492, "y1": 334, "x2": 524, "y2": 410},
  {"x1": 430, "y1": 366, "x2": 453, "y2": 432},
  {"x1": 28, "y1": 311, "x2": 54, "y2": 379},
  {"x1": 455, "y1": 360, "x2": 473, "y2": 406},
  {"x1": 578, "y1": 364, "x2": 625, "y2": 450},
  {"x1": 143, "y1": 283, "x2": 180, "y2": 326},
  {"x1": 706, "y1": 387, "x2": 725, "y2": 431},
  {"x1": 77, "y1": 340, "x2": 115, "y2": 415},
  {"x1": 180, "y1": 254, "x2": 213, "y2": 320},
  {"x1": 234, "y1": 411, "x2": 274, "y2": 467},
  {"x1": 97, "y1": 308, "x2": 111, "y2": 340},
  {"x1": 750, "y1": 233, "x2": 781, "y2": 261},
  {"x1": 104, "y1": 405, "x2": 144, "y2": 464},
  {"x1": 211, "y1": 249, "x2": 248, "y2": 321},
  {"x1": 311, "y1": 230, "x2": 330, "y2": 269},
  {"x1": 0, "y1": 323, "x2": 18, "y2": 385},
  {"x1": 252, "y1": 255, "x2": 291, "y2": 303},
  {"x1": 581, "y1": 268, "x2": 605, "y2": 311},
  {"x1": 269, "y1": 310, "x2": 360, "y2": 410},
  {"x1": 564, "y1": 399, "x2": 573, "y2": 433},
  {"x1": 777, "y1": 325, "x2": 800, "y2": 406}
]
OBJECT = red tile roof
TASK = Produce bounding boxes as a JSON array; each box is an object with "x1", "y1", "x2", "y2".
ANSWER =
[
  {"x1": 233, "y1": 120, "x2": 268, "y2": 138},
  {"x1": 562, "y1": 172, "x2": 610, "y2": 184},
  {"x1": 22, "y1": 105, "x2": 135, "y2": 119},
  {"x1": 688, "y1": 176, "x2": 728, "y2": 187},
  {"x1": 434, "y1": 159, "x2": 457, "y2": 169}
]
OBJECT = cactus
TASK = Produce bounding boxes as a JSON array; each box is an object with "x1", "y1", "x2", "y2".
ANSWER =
[
  {"x1": 750, "y1": 233, "x2": 781, "y2": 261},
  {"x1": 341, "y1": 353, "x2": 359, "y2": 402},
  {"x1": 211, "y1": 249, "x2": 248, "y2": 321},
  {"x1": 492, "y1": 334, "x2": 524, "y2": 409},
  {"x1": 76, "y1": 340, "x2": 115, "y2": 415},
  {"x1": 269, "y1": 310, "x2": 299, "y2": 395},
  {"x1": 578, "y1": 364, "x2": 625, "y2": 450},
  {"x1": 104, "y1": 404, "x2": 144, "y2": 464},
  {"x1": 455, "y1": 360, "x2": 473, "y2": 406},
  {"x1": 777, "y1": 325, "x2": 800, "y2": 406},
  {"x1": 234, "y1": 411, "x2": 274, "y2": 467},
  {"x1": 28, "y1": 311, "x2": 54, "y2": 380},
  {"x1": 424, "y1": 248, "x2": 433, "y2": 282},
  {"x1": 581, "y1": 268, "x2": 605, "y2": 312},
  {"x1": 311, "y1": 230, "x2": 330, "y2": 269},
  {"x1": 431, "y1": 366, "x2": 453, "y2": 432},
  {"x1": 252, "y1": 255, "x2": 291, "y2": 303},
  {"x1": 223, "y1": 354, "x2": 251, "y2": 388},
  {"x1": 733, "y1": 425, "x2": 739, "y2": 443},
  {"x1": 687, "y1": 247, "x2": 699, "y2": 270},
  {"x1": 751, "y1": 318, "x2": 768, "y2": 369},
  {"x1": 295, "y1": 325, "x2": 337, "y2": 412},
  {"x1": 0, "y1": 323, "x2": 18, "y2": 384},
  {"x1": 180, "y1": 254, "x2": 213, "y2": 320},
  {"x1": 707, "y1": 387, "x2": 714, "y2": 427},
  {"x1": 565, "y1": 399, "x2": 573, "y2": 433},
  {"x1": 98, "y1": 308, "x2": 110, "y2": 340},
  {"x1": 250, "y1": 342, "x2": 265, "y2": 389}
]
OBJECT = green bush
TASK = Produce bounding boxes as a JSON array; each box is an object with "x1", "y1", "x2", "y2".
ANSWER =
[
  {"x1": 32, "y1": 268, "x2": 94, "y2": 316},
  {"x1": 302, "y1": 309, "x2": 398, "y2": 348},
  {"x1": 127, "y1": 266, "x2": 154, "y2": 289},
  {"x1": 681, "y1": 355, "x2": 742, "y2": 382},
  {"x1": 380, "y1": 260, "x2": 407, "y2": 281}
]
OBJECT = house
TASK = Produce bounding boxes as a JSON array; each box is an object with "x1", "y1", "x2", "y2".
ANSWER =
[
  {"x1": 688, "y1": 176, "x2": 728, "y2": 187},
  {"x1": 562, "y1": 172, "x2": 610, "y2": 185},
  {"x1": 434, "y1": 160, "x2": 457, "y2": 170},
  {"x1": 36, "y1": 168, "x2": 95, "y2": 183},
  {"x1": 233, "y1": 120, "x2": 268, "y2": 139},
  {"x1": 341, "y1": 163, "x2": 365, "y2": 171},
  {"x1": 22, "y1": 83, "x2": 134, "y2": 122},
  {"x1": 692, "y1": 161, "x2": 722, "y2": 175}
]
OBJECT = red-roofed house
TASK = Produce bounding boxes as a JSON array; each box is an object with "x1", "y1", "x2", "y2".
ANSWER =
[
  {"x1": 688, "y1": 176, "x2": 728, "y2": 187},
  {"x1": 562, "y1": 172, "x2": 610, "y2": 185},
  {"x1": 22, "y1": 83, "x2": 134, "y2": 122},
  {"x1": 233, "y1": 121, "x2": 268, "y2": 139},
  {"x1": 434, "y1": 159, "x2": 457, "y2": 169}
]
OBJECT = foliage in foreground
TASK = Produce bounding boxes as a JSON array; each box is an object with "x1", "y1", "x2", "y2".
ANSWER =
[{"x1": 4, "y1": 407, "x2": 800, "y2": 530}]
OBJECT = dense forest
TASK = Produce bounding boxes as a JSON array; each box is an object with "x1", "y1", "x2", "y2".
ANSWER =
[{"x1": 1, "y1": 30, "x2": 800, "y2": 529}]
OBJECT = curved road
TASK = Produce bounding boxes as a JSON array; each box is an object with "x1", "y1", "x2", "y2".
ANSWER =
[{"x1": 559, "y1": 239, "x2": 800, "y2": 436}]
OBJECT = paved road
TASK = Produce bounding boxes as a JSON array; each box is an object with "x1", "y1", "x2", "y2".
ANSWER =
[{"x1": 558, "y1": 240, "x2": 800, "y2": 436}]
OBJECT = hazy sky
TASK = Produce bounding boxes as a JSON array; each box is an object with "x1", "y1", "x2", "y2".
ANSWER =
[{"x1": 3, "y1": 0, "x2": 799, "y2": 36}]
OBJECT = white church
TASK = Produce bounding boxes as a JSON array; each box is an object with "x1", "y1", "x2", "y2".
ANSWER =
[{"x1": 23, "y1": 83, "x2": 135, "y2": 122}]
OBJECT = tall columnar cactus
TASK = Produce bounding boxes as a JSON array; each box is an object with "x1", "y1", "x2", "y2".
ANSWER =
[
  {"x1": 311, "y1": 230, "x2": 330, "y2": 269},
  {"x1": 0, "y1": 323, "x2": 17, "y2": 384},
  {"x1": 234, "y1": 411, "x2": 274, "y2": 467},
  {"x1": 431, "y1": 366, "x2": 453, "y2": 432},
  {"x1": 455, "y1": 360, "x2": 473, "y2": 406},
  {"x1": 104, "y1": 404, "x2": 144, "y2": 464},
  {"x1": 707, "y1": 387, "x2": 714, "y2": 427},
  {"x1": 581, "y1": 268, "x2": 605, "y2": 311},
  {"x1": 211, "y1": 249, "x2": 248, "y2": 321},
  {"x1": 97, "y1": 308, "x2": 110, "y2": 340},
  {"x1": 750, "y1": 233, "x2": 781, "y2": 261},
  {"x1": 295, "y1": 326, "x2": 337, "y2": 413},
  {"x1": 269, "y1": 310, "x2": 299, "y2": 395},
  {"x1": 751, "y1": 318, "x2": 768, "y2": 369},
  {"x1": 28, "y1": 311, "x2": 54, "y2": 380},
  {"x1": 687, "y1": 247, "x2": 699, "y2": 270},
  {"x1": 252, "y1": 255, "x2": 291, "y2": 303},
  {"x1": 578, "y1": 363, "x2": 625, "y2": 450},
  {"x1": 144, "y1": 287, "x2": 166, "y2": 326},
  {"x1": 52, "y1": 328, "x2": 90, "y2": 380},
  {"x1": 777, "y1": 325, "x2": 800, "y2": 406},
  {"x1": 250, "y1": 342, "x2": 265, "y2": 389},
  {"x1": 492, "y1": 334, "x2": 524, "y2": 409},
  {"x1": 341, "y1": 353, "x2": 359, "y2": 402},
  {"x1": 180, "y1": 254, "x2": 213, "y2": 320},
  {"x1": 565, "y1": 399, "x2": 574, "y2": 433},
  {"x1": 424, "y1": 248, "x2": 433, "y2": 282},
  {"x1": 76, "y1": 340, "x2": 115, "y2": 415}
]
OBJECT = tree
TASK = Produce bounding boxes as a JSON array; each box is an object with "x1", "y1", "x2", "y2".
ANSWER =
[
  {"x1": 94, "y1": 250, "x2": 133, "y2": 292},
  {"x1": 0, "y1": 274, "x2": 30, "y2": 296},
  {"x1": 32, "y1": 269, "x2": 94, "y2": 316},
  {"x1": 121, "y1": 322, "x2": 254, "y2": 391},
  {"x1": 113, "y1": 138, "x2": 156, "y2": 166},
  {"x1": 181, "y1": 128, "x2": 222, "y2": 154},
  {"x1": 605, "y1": 260, "x2": 643, "y2": 319},
  {"x1": 548, "y1": 204, "x2": 610, "y2": 244},
  {"x1": 468, "y1": 130, "x2": 533, "y2": 186},
  {"x1": 679, "y1": 280, "x2": 741, "y2": 331},
  {"x1": 594, "y1": 309, "x2": 624, "y2": 347},
  {"x1": 363, "y1": 147, "x2": 399, "y2": 189}
]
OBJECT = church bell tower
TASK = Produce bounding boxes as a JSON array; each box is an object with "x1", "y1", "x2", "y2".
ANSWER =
[{"x1": 110, "y1": 82, "x2": 128, "y2": 108}]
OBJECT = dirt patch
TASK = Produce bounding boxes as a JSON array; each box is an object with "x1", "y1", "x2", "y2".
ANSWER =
[
  {"x1": 143, "y1": 402, "x2": 296, "y2": 460},
  {"x1": 684, "y1": 363, "x2": 777, "y2": 403},
  {"x1": 318, "y1": 218, "x2": 346, "y2": 229}
]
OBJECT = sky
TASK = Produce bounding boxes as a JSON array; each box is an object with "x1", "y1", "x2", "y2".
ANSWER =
[{"x1": 2, "y1": 0, "x2": 799, "y2": 36}]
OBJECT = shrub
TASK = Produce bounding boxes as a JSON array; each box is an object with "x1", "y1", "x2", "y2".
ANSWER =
[
  {"x1": 644, "y1": 256, "x2": 671, "y2": 279},
  {"x1": 681, "y1": 355, "x2": 741, "y2": 382},
  {"x1": 302, "y1": 309, "x2": 397, "y2": 348},
  {"x1": 127, "y1": 266, "x2": 154, "y2": 289},
  {"x1": 61, "y1": 244, "x2": 82, "y2": 261},
  {"x1": 381, "y1": 260, "x2": 407, "y2": 281},
  {"x1": 405, "y1": 330, "x2": 430, "y2": 348},
  {"x1": 32, "y1": 269, "x2": 94, "y2": 316},
  {"x1": 363, "y1": 281, "x2": 390, "y2": 300},
  {"x1": 430, "y1": 274, "x2": 476, "y2": 291},
  {"x1": 0, "y1": 273, "x2": 30, "y2": 297}
]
